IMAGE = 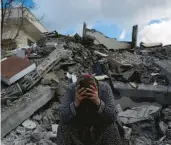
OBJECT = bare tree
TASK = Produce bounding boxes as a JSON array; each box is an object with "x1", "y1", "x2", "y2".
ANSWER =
[{"x1": 1, "y1": 0, "x2": 43, "y2": 49}]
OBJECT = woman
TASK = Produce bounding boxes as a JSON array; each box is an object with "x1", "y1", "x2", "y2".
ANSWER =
[{"x1": 57, "y1": 74, "x2": 122, "y2": 145}]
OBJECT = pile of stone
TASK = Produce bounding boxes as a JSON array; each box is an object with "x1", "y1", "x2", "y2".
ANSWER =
[
  {"x1": 118, "y1": 105, "x2": 171, "y2": 145},
  {"x1": 1, "y1": 31, "x2": 171, "y2": 145}
]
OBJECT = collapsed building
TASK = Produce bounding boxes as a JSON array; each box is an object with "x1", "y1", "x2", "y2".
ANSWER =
[{"x1": 1, "y1": 23, "x2": 171, "y2": 145}]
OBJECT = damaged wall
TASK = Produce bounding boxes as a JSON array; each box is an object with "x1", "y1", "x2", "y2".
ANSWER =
[{"x1": 85, "y1": 29, "x2": 131, "y2": 50}]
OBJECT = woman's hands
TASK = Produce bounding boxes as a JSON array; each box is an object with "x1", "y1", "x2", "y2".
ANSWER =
[
  {"x1": 74, "y1": 85, "x2": 87, "y2": 108},
  {"x1": 85, "y1": 85, "x2": 100, "y2": 107},
  {"x1": 74, "y1": 84, "x2": 100, "y2": 108}
]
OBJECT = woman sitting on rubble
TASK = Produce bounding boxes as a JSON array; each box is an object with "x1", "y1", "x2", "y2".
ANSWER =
[{"x1": 57, "y1": 74, "x2": 122, "y2": 145}]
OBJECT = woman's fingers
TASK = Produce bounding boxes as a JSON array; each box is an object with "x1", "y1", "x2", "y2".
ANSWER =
[
  {"x1": 84, "y1": 92, "x2": 94, "y2": 97},
  {"x1": 90, "y1": 85, "x2": 96, "y2": 91},
  {"x1": 77, "y1": 87, "x2": 85, "y2": 94},
  {"x1": 86, "y1": 88, "x2": 95, "y2": 94},
  {"x1": 79, "y1": 89, "x2": 87, "y2": 96}
]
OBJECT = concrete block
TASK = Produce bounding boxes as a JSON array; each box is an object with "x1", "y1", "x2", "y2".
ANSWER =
[
  {"x1": 155, "y1": 60, "x2": 171, "y2": 84},
  {"x1": 132, "y1": 25, "x2": 138, "y2": 48},
  {"x1": 19, "y1": 47, "x2": 72, "y2": 91},
  {"x1": 1, "y1": 85, "x2": 55, "y2": 138},
  {"x1": 1, "y1": 83, "x2": 22, "y2": 99},
  {"x1": 113, "y1": 81, "x2": 171, "y2": 105}
]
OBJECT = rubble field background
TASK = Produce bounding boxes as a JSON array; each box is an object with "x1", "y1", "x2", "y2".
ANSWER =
[{"x1": 1, "y1": 32, "x2": 171, "y2": 145}]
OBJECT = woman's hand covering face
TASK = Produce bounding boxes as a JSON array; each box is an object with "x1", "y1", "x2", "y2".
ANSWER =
[{"x1": 85, "y1": 85, "x2": 100, "y2": 106}]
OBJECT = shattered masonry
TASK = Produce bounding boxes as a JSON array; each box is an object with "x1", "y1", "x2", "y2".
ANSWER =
[{"x1": 1, "y1": 23, "x2": 171, "y2": 145}]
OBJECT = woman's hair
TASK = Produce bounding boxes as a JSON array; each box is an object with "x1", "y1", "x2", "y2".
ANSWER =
[{"x1": 76, "y1": 74, "x2": 99, "y2": 91}]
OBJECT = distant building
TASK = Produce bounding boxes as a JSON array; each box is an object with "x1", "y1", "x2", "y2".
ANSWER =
[{"x1": 1, "y1": 7, "x2": 48, "y2": 50}]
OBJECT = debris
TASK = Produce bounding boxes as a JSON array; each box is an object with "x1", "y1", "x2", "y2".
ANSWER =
[
  {"x1": 154, "y1": 59, "x2": 171, "y2": 84},
  {"x1": 1, "y1": 83, "x2": 22, "y2": 102},
  {"x1": 159, "y1": 121, "x2": 168, "y2": 135},
  {"x1": 30, "y1": 132, "x2": 45, "y2": 142},
  {"x1": 118, "y1": 105, "x2": 160, "y2": 124},
  {"x1": 131, "y1": 136, "x2": 152, "y2": 145},
  {"x1": 1, "y1": 27, "x2": 171, "y2": 145},
  {"x1": 115, "y1": 104, "x2": 123, "y2": 113},
  {"x1": 1, "y1": 85, "x2": 55, "y2": 137},
  {"x1": 94, "y1": 50, "x2": 108, "y2": 57},
  {"x1": 123, "y1": 126, "x2": 132, "y2": 140},
  {"x1": 94, "y1": 75, "x2": 109, "y2": 81},
  {"x1": 85, "y1": 28, "x2": 132, "y2": 50},
  {"x1": 16, "y1": 126, "x2": 26, "y2": 135},
  {"x1": 51, "y1": 124, "x2": 58, "y2": 133},
  {"x1": 19, "y1": 47, "x2": 72, "y2": 91},
  {"x1": 32, "y1": 115, "x2": 42, "y2": 121},
  {"x1": 140, "y1": 42, "x2": 163, "y2": 48},
  {"x1": 66, "y1": 72, "x2": 72, "y2": 79},
  {"x1": 1, "y1": 56, "x2": 36, "y2": 85},
  {"x1": 113, "y1": 81, "x2": 171, "y2": 105},
  {"x1": 41, "y1": 72, "x2": 59, "y2": 86},
  {"x1": 71, "y1": 74, "x2": 77, "y2": 83},
  {"x1": 22, "y1": 120, "x2": 37, "y2": 130}
]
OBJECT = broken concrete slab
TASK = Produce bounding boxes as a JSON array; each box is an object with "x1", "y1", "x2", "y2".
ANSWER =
[
  {"x1": 140, "y1": 42, "x2": 163, "y2": 48},
  {"x1": 19, "y1": 47, "x2": 72, "y2": 91},
  {"x1": 85, "y1": 28, "x2": 132, "y2": 50},
  {"x1": 1, "y1": 83, "x2": 22, "y2": 101},
  {"x1": 154, "y1": 60, "x2": 171, "y2": 84},
  {"x1": 118, "y1": 105, "x2": 160, "y2": 124},
  {"x1": 94, "y1": 50, "x2": 108, "y2": 57},
  {"x1": 112, "y1": 81, "x2": 171, "y2": 105},
  {"x1": 1, "y1": 85, "x2": 55, "y2": 138}
]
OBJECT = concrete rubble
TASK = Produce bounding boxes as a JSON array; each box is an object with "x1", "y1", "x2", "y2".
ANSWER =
[{"x1": 1, "y1": 23, "x2": 171, "y2": 145}]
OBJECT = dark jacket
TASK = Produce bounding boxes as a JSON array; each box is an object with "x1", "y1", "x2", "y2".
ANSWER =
[{"x1": 59, "y1": 81, "x2": 117, "y2": 125}]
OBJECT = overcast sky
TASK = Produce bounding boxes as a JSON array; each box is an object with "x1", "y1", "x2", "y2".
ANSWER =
[{"x1": 31, "y1": 0, "x2": 171, "y2": 45}]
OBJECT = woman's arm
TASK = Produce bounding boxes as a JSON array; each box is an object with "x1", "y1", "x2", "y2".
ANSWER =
[
  {"x1": 59, "y1": 84, "x2": 76, "y2": 124},
  {"x1": 97, "y1": 83, "x2": 117, "y2": 123}
]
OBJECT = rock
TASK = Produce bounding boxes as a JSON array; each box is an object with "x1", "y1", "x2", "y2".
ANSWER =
[
  {"x1": 131, "y1": 136, "x2": 152, "y2": 145},
  {"x1": 22, "y1": 120, "x2": 37, "y2": 130},
  {"x1": 30, "y1": 132, "x2": 45, "y2": 142},
  {"x1": 131, "y1": 120, "x2": 158, "y2": 140},
  {"x1": 168, "y1": 122, "x2": 171, "y2": 128},
  {"x1": 56, "y1": 83, "x2": 66, "y2": 97},
  {"x1": 123, "y1": 126, "x2": 132, "y2": 140},
  {"x1": 26, "y1": 143, "x2": 36, "y2": 145},
  {"x1": 118, "y1": 105, "x2": 160, "y2": 124},
  {"x1": 33, "y1": 115, "x2": 42, "y2": 121},
  {"x1": 16, "y1": 126, "x2": 26, "y2": 135},
  {"x1": 162, "y1": 107, "x2": 171, "y2": 121},
  {"x1": 41, "y1": 73, "x2": 59, "y2": 85},
  {"x1": 166, "y1": 128, "x2": 171, "y2": 139},
  {"x1": 43, "y1": 132, "x2": 57, "y2": 140},
  {"x1": 159, "y1": 121, "x2": 168, "y2": 135},
  {"x1": 14, "y1": 139, "x2": 28, "y2": 145},
  {"x1": 42, "y1": 116, "x2": 51, "y2": 130},
  {"x1": 38, "y1": 139, "x2": 56, "y2": 145},
  {"x1": 115, "y1": 104, "x2": 123, "y2": 113},
  {"x1": 51, "y1": 124, "x2": 58, "y2": 133}
]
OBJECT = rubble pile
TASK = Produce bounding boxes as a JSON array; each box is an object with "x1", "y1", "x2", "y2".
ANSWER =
[
  {"x1": 1, "y1": 30, "x2": 171, "y2": 145},
  {"x1": 118, "y1": 105, "x2": 171, "y2": 145}
]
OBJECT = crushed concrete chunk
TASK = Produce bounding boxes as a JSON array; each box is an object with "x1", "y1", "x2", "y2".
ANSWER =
[
  {"x1": 123, "y1": 126, "x2": 132, "y2": 140},
  {"x1": 16, "y1": 126, "x2": 26, "y2": 135},
  {"x1": 159, "y1": 121, "x2": 168, "y2": 135},
  {"x1": 1, "y1": 85, "x2": 55, "y2": 137},
  {"x1": 51, "y1": 124, "x2": 58, "y2": 133},
  {"x1": 131, "y1": 136, "x2": 152, "y2": 145},
  {"x1": 32, "y1": 115, "x2": 42, "y2": 121},
  {"x1": 118, "y1": 105, "x2": 160, "y2": 124},
  {"x1": 22, "y1": 120, "x2": 37, "y2": 130}
]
